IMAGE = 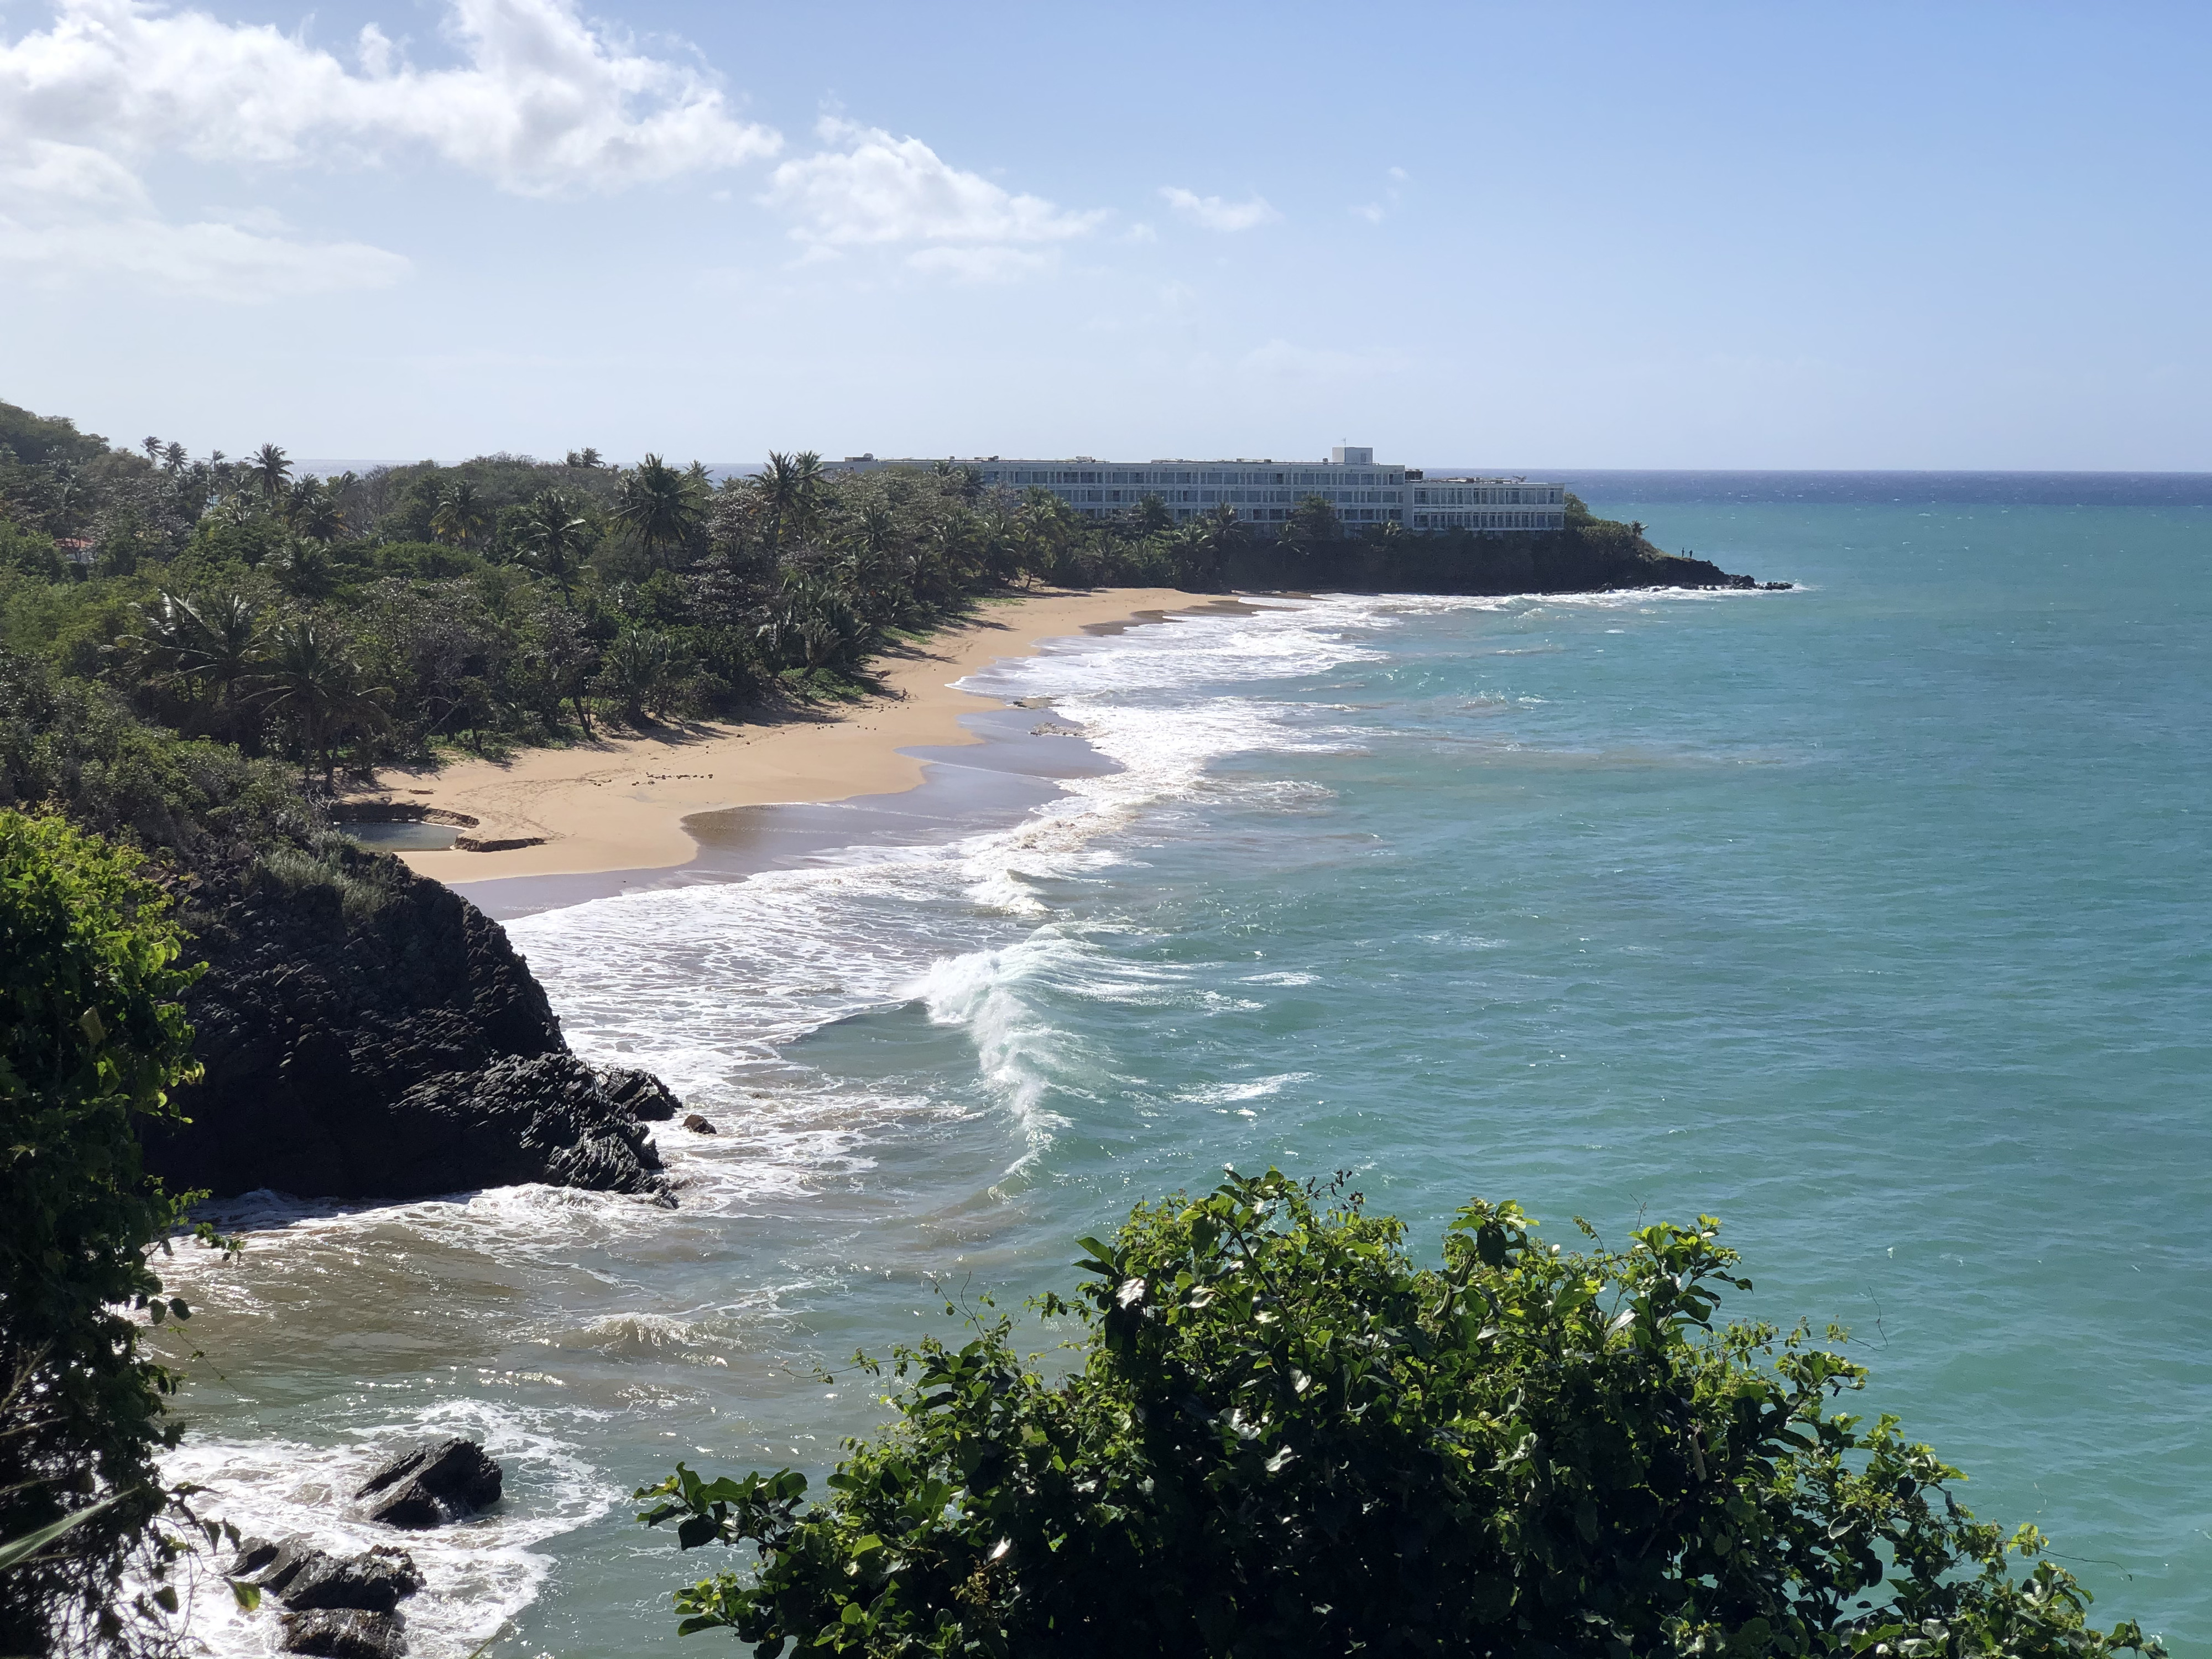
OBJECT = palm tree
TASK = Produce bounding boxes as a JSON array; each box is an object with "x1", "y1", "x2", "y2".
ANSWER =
[
  {"x1": 274, "y1": 538, "x2": 337, "y2": 599},
  {"x1": 758, "y1": 572, "x2": 864, "y2": 671},
  {"x1": 1128, "y1": 493, "x2": 1174, "y2": 536},
  {"x1": 248, "y1": 443, "x2": 291, "y2": 503},
  {"x1": 613, "y1": 455, "x2": 705, "y2": 570},
  {"x1": 127, "y1": 591, "x2": 265, "y2": 743},
  {"x1": 258, "y1": 619, "x2": 383, "y2": 790},
  {"x1": 515, "y1": 489, "x2": 593, "y2": 594},
  {"x1": 287, "y1": 477, "x2": 347, "y2": 543},
  {"x1": 854, "y1": 503, "x2": 898, "y2": 558},
  {"x1": 160, "y1": 442, "x2": 187, "y2": 473},
  {"x1": 565, "y1": 447, "x2": 603, "y2": 469},
  {"x1": 593, "y1": 628, "x2": 677, "y2": 724},
  {"x1": 753, "y1": 451, "x2": 825, "y2": 551},
  {"x1": 430, "y1": 479, "x2": 488, "y2": 548}
]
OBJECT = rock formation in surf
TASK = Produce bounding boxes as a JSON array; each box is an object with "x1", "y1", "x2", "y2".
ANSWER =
[
  {"x1": 354, "y1": 1438, "x2": 505, "y2": 1528},
  {"x1": 140, "y1": 842, "x2": 677, "y2": 1204}
]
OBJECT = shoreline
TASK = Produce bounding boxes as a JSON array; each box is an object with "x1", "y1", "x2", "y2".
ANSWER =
[{"x1": 374, "y1": 588, "x2": 1245, "y2": 885}]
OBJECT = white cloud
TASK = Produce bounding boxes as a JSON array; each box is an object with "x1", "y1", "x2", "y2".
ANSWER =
[
  {"x1": 0, "y1": 135, "x2": 410, "y2": 297},
  {"x1": 761, "y1": 117, "x2": 1103, "y2": 278},
  {"x1": 0, "y1": 0, "x2": 780, "y2": 194},
  {"x1": 1159, "y1": 186, "x2": 1280, "y2": 233},
  {"x1": 0, "y1": 0, "x2": 779, "y2": 294}
]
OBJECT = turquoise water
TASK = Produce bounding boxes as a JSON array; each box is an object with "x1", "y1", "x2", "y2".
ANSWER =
[{"x1": 162, "y1": 493, "x2": 2209, "y2": 1656}]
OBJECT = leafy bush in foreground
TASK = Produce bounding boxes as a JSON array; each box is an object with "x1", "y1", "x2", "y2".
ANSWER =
[
  {"x1": 0, "y1": 812, "x2": 206, "y2": 1655},
  {"x1": 640, "y1": 1171, "x2": 2158, "y2": 1658}
]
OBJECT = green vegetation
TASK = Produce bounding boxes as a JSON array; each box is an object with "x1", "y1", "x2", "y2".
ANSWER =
[
  {"x1": 2, "y1": 399, "x2": 1693, "y2": 798},
  {"x1": 639, "y1": 1171, "x2": 2156, "y2": 1659},
  {"x1": 0, "y1": 812, "x2": 218, "y2": 1655},
  {"x1": 0, "y1": 400, "x2": 1256, "y2": 793}
]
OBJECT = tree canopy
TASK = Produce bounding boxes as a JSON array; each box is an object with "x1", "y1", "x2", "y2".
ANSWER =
[
  {"x1": 640, "y1": 1171, "x2": 2158, "y2": 1659},
  {"x1": 1, "y1": 398, "x2": 1681, "y2": 798}
]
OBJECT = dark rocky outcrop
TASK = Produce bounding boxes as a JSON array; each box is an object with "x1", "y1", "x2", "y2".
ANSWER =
[
  {"x1": 139, "y1": 844, "x2": 676, "y2": 1203},
  {"x1": 279, "y1": 1607, "x2": 408, "y2": 1659},
  {"x1": 682, "y1": 1112, "x2": 717, "y2": 1134},
  {"x1": 247, "y1": 1537, "x2": 422, "y2": 1613},
  {"x1": 1224, "y1": 518, "x2": 1784, "y2": 597},
  {"x1": 599, "y1": 1065, "x2": 681, "y2": 1121},
  {"x1": 356, "y1": 1438, "x2": 503, "y2": 1528}
]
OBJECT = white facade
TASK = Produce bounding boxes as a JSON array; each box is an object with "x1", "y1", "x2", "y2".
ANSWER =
[
  {"x1": 827, "y1": 449, "x2": 1567, "y2": 534},
  {"x1": 1406, "y1": 478, "x2": 1568, "y2": 533}
]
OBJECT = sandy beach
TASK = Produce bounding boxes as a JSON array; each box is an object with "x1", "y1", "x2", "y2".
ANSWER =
[{"x1": 369, "y1": 588, "x2": 1233, "y2": 883}]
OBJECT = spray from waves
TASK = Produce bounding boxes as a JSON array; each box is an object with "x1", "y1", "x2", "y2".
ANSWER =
[
  {"x1": 907, "y1": 940, "x2": 1079, "y2": 1152},
  {"x1": 161, "y1": 1400, "x2": 613, "y2": 1659}
]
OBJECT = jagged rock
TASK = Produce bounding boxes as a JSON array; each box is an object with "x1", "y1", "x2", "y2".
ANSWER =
[
  {"x1": 247, "y1": 1538, "x2": 421, "y2": 1613},
  {"x1": 385, "y1": 1053, "x2": 668, "y2": 1198},
  {"x1": 681, "y1": 1113, "x2": 717, "y2": 1134},
  {"x1": 138, "y1": 848, "x2": 678, "y2": 1204},
  {"x1": 598, "y1": 1065, "x2": 681, "y2": 1121},
  {"x1": 356, "y1": 1438, "x2": 503, "y2": 1528},
  {"x1": 227, "y1": 1535, "x2": 281, "y2": 1577},
  {"x1": 281, "y1": 1548, "x2": 421, "y2": 1613},
  {"x1": 279, "y1": 1607, "x2": 407, "y2": 1659}
]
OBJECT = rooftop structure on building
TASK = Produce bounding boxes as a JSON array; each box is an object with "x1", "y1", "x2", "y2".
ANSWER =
[{"x1": 824, "y1": 447, "x2": 1567, "y2": 534}]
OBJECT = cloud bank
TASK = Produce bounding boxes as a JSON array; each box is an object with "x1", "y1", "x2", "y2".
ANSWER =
[
  {"x1": 0, "y1": 2, "x2": 1123, "y2": 297},
  {"x1": 0, "y1": 0, "x2": 779, "y2": 295}
]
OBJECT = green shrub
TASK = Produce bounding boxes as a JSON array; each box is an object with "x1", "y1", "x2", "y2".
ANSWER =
[
  {"x1": 250, "y1": 836, "x2": 402, "y2": 922},
  {"x1": 371, "y1": 540, "x2": 484, "y2": 581},
  {"x1": 0, "y1": 812, "x2": 206, "y2": 1655},
  {"x1": 640, "y1": 1171, "x2": 2159, "y2": 1659},
  {"x1": 0, "y1": 519, "x2": 65, "y2": 582},
  {"x1": 0, "y1": 649, "x2": 311, "y2": 859}
]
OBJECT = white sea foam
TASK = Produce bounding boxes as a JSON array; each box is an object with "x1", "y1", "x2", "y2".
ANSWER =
[
  {"x1": 1176, "y1": 1072, "x2": 1317, "y2": 1106},
  {"x1": 500, "y1": 597, "x2": 1400, "y2": 1173},
  {"x1": 162, "y1": 1401, "x2": 613, "y2": 1659}
]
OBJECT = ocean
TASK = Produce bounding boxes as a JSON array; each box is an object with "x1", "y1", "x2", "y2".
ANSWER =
[{"x1": 157, "y1": 477, "x2": 2211, "y2": 1656}]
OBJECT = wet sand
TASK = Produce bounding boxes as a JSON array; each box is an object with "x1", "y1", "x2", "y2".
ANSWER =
[{"x1": 377, "y1": 590, "x2": 1251, "y2": 886}]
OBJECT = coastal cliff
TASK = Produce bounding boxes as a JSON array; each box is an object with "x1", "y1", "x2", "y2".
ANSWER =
[
  {"x1": 2, "y1": 651, "x2": 678, "y2": 1207},
  {"x1": 1226, "y1": 513, "x2": 1776, "y2": 596},
  {"x1": 142, "y1": 843, "x2": 676, "y2": 1203}
]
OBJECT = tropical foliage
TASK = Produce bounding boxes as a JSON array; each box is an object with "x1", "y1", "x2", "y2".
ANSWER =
[
  {"x1": 639, "y1": 1171, "x2": 2158, "y2": 1659},
  {"x1": 3, "y1": 399, "x2": 1677, "y2": 797},
  {"x1": 0, "y1": 812, "x2": 220, "y2": 1655},
  {"x1": 0, "y1": 402, "x2": 1262, "y2": 793}
]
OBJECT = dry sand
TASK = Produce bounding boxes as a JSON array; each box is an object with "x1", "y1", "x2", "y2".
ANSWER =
[{"x1": 371, "y1": 589, "x2": 1239, "y2": 883}]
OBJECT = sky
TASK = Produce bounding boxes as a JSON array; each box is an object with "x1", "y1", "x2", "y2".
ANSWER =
[{"x1": 2, "y1": 0, "x2": 2208, "y2": 469}]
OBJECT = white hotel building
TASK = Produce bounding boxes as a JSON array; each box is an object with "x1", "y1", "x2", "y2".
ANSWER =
[{"x1": 827, "y1": 446, "x2": 1567, "y2": 534}]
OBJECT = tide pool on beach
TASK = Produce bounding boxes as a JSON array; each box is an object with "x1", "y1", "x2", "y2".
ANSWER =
[{"x1": 158, "y1": 478, "x2": 2210, "y2": 1656}]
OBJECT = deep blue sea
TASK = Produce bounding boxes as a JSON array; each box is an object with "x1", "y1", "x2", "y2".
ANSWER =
[{"x1": 161, "y1": 477, "x2": 2210, "y2": 1657}]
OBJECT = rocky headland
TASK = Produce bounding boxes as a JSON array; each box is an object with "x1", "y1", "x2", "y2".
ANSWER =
[{"x1": 140, "y1": 840, "x2": 679, "y2": 1205}]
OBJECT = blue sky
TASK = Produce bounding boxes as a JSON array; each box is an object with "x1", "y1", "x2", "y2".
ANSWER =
[{"x1": 2, "y1": 0, "x2": 2206, "y2": 468}]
